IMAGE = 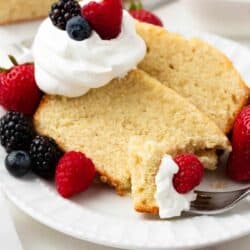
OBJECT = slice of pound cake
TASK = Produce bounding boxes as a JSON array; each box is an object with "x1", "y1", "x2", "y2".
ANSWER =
[
  {"x1": 129, "y1": 138, "x2": 205, "y2": 215},
  {"x1": 0, "y1": 0, "x2": 55, "y2": 24},
  {"x1": 136, "y1": 22, "x2": 249, "y2": 133},
  {"x1": 34, "y1": 70, "x2": 230, "y2": 194}
]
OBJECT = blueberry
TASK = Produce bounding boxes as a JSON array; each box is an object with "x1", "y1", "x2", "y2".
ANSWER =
[
  {"x1": 5, "y1": 151, "x2": 31, "y2": 177},
  {"x1": 66, "y1": 16, "x2": 92, "y2": 41}
]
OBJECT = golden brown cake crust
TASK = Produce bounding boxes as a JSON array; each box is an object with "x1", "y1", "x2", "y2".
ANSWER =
[{"x1": 135, "y1": 204, "x2": 159, "y2": 215}]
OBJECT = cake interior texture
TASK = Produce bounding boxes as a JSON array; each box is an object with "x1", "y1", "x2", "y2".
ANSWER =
[
  {"x1": 136, "y1": 22, "x2": 249, "y2": 133},
  {"x1": 34, "y1": 70, "x2": 230, "y2": 194}
]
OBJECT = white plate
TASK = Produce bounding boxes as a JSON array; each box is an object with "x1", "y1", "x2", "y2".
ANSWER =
[
  {"x1": 182, "y1": 0, "x2": 250, "y2": 37},
  {"x1": 0, "y1": 30, "x2": 250, "y2": 250}
]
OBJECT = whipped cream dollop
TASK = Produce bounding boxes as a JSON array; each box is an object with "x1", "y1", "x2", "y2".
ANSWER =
[
  {"x1": 33, "y1": 7, "x2": 146, "y2": 97},
  {"x1": 155, "y1": 155, "x2": 197, "y2": 219}
]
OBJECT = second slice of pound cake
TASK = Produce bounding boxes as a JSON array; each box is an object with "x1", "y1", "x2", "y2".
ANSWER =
[
  {"x1": 0, "y1": 0, "x2": 55, "y2": 24},
  {"x1": 34, "y1": 70, "x2": 230, "y2": 194},
  {"x1": 136, "y1": 22, "x2": 249, "y2": 133}
]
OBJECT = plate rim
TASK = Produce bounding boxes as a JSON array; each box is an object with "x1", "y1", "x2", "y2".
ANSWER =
[{"x1": 2, "y1": 182, "x2": 250, "y2": 250}]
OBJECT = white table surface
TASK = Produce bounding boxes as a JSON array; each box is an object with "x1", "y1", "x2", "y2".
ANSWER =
[{"x1": 0, "y1": 1, "x2": 249, "y2": 250}]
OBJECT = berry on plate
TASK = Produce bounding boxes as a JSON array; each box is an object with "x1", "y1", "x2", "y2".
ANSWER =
[
  {"x1": 129, "y1": 0, "x2": 163, "y2": 27},
  {"x1": 5, "y1": 151, "x2": 31, "y2": 177},
  {"x1": 231, "y1": 105, "x2": 250, "y2": 151},
  {"x1": 0, "y1": 56, "x2": 42, "y2": 115},
  {"x1": 82, "y1": 0, "x2": 123, "y2": 40},
  {"x1": 49, "y1": 0, "x2": 81, "y2": 30},
  {"x1": 56, "y1": 151, "x2": 96, "y2": 198},
  {"x1": 66, "y1": 16, "x2": 92, "y2": 41},
  {"x1": 29, "y1": 136, "x2": 63, "y2": 179},
  {"x1": 227, "y1": 105, "x2": 250, "y2": 181},
  {"x1": 173, "y1": 154, "x2": 204, "y2": 193},
  {"x1": 0, "y1": 112, "x2": 34, "y2": 153}
]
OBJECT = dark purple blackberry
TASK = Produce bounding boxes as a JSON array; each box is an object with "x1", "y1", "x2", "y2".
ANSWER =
[
  {"x1": 0, "y1": 112, "x2": 34, "y2": 153},
  {"x1": 49, "y1": 0, "x2": 81, "y2": 30},
  {"x1": 29, "y1": 136, "x2": 63, "y2": 179}
]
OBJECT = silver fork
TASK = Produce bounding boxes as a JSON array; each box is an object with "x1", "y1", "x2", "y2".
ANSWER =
[{"x1": 189, "y1": 187, "x2": 250, "y2": 215}]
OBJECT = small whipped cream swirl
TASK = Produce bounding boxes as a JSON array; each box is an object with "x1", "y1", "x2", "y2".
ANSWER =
[
  {"x1": 33, "y1": 10, "x2": 146, "y2": 97},
  {"x1": 155, "y1": 155, "x2": 197, "y2": 219}
]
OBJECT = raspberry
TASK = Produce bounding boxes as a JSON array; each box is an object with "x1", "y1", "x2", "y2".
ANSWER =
[
  {"x1": 129, "y1": 9, "x2": 163, "y2": 27},
  {"x1": 56, "y1": 151, "x2": 96, "y2": 198},
  {"x1": 29, "y1": 136, "x2": 63, "y2": 179},
  {"x1": 0, "y1": 112, "x2": 34, "y2": 153},
  {"x1": 231, "y1": 105, "x2": 250, "y2": 151},
  {"x1": 49, "y1": 0, "x2": 81, "y2": 30},
  {"x1": 129, "y1": 0, "x2": 163, "y2": 27},
  {"x1": 227, "y1": 151, "x2": 250, "y2": 181},
  {"x1": 173, "y1": 154, "x2": 204, "y2": 193},
  {"x1": 82, "y1": 0, "x2": 123, "y2": 40},
  {"x1": 0, "y1": 57, "x2": 42, "y2": 115},
  {"x1": 227, "y1": 105, "x2": 250, "y2": 181}
]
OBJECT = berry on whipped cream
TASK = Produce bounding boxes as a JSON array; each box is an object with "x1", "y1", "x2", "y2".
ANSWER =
[
  {"x1": 82, "y1": 0, "x2": 123, "y2": 40},
  {"x1": 155, "y1": 154, "x2": 204, "y2": 218},
  {"x1": 49, "y1": 0, "x2": 82, "y2": 30},
  {"x1": 66, "y1": 16, "x2": 92, "y2": 41},
  {"x1": 33, "y1": 0, "x2": 146, "y2": 97}
]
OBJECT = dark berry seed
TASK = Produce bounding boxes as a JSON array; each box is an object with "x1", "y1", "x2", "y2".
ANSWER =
[
  {"x1": 29, "y1": 136, "x2": 63, "y2": 179},
  {"x1": 49, "y1": 0, "x2": 81, "y2": 30},
  {"x1": 5, "y1": 151, "x2": 31, "y2": 177},
  {"x1": 66, "y1": 16, "x2": 92, "y2": 41},
  {"x1": 0, "y1": 112, "x2": 34, "y2": 153}
]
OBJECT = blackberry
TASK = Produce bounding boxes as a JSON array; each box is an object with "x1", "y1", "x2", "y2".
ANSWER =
[
  {"x1": 0, "y1": 112, "x2": 34, "y2": 153},
  {"x1": 30, "y1": 136, "x2": 63, "y2": 179},
  {"x1": 66, "y1": 16, "x2": 92, "y2": 41},
  {"x1": 49, "y1": 0, "x2": 81, "y2": 30}
]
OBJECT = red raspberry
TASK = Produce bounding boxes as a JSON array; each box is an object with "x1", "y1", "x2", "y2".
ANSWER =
[
  {"x1": 231, "y1": 106, "x2": 250, "y2": 151},
  {"x1": 227, "y1": 105, "x2": 250, "y2": 181},
  {"x1": 173, "y1": 154, "x2": 204, "y2": 194},
  {"x1": 129, "y1": 9, "x2": 163, "y2": 27},
  {"x1": 129, "y1": 0, "x2": 163, "y2": 27},
  {"x1": 81, "y1": 0, "x2": 122, "y2": 40},
  {"x1": 227, "y1": 152, "x2": 250, "y2": 181},
  {"x1": 0, "y1": 61, "x2": 41, "y2": 115},
  {"x1": 56, "y1": 151, "x2": 96, "y2": 198}
]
